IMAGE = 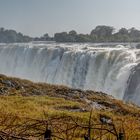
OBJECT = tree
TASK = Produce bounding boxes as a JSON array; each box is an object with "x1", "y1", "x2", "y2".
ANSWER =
[
  {"x1": 118, "y1": 28, "x2": 129, "y2": 35},
  {"x1": 0, "y1": 27, "x2": 4, "y2": 32},
  {"x1": 0, "y1": 27, "x2": 32, "y2": 43},
  {"x1": 54, "y1": 32, "x2": 68, "y2": 42},
  {"x1": 76, "y1": 34, "x2": 91, "y2": 42},
  {"x1": 90, "y1": 25, "x2": 114, "y2": 42},
  {"x1": 39, "y1": 33, "x2": 51, "y2": 41},
  {"x1": 67, "y1": 30, "x2": 77, "y2": 42},
  {"x1": 69, "y1": 30, "x2": 77, "y2": 36},
  {"x1": 113, "y1": 28, "x2": 130, "y2": 42},
  {"x1": 129, "y1": 27, "x2": 140, "y2": 42}
]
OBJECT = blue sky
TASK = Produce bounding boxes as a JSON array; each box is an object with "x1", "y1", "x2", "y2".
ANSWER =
[{"x1": 0, "y1": 0, "x2": 140, "y2": 37}]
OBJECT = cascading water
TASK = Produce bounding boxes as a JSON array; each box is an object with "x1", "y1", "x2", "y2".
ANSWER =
[
  {"x1": 0, "y1": 42, "x2": 139, "y2": 103},
  {"x1": 123, "y1": 63, "x2": 140, "y2": 105}
]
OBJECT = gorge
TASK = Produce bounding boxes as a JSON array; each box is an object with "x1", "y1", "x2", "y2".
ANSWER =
[{"x1": 0, "y1": 42, "x2": 140, "y2": 104}]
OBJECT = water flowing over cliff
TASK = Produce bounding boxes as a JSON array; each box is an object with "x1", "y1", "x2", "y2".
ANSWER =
[
  {"x1": 123, "y1": 63, "x2": 140, "y2": 105},
  {"x1": 0, "y1": 43, "x2": 140, "y2": 103}
]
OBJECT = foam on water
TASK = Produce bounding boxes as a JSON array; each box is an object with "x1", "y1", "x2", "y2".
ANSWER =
[{"x1": 0, "y1": 42, "x2": 139, "y2": 102}]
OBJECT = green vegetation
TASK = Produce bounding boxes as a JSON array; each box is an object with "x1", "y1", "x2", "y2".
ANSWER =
[
  {"x1": 54, "y1": 26, "x2": 140, "y2": 43},
  {"x1": 0, "y1": 74, "x2": 140, "y2": 139},
  {"x1": 1, "y1": 26, "x2": 140, "y2": 43},
  {"x1": 0, "y1": 28, "x2": 32, "y2": 43}
]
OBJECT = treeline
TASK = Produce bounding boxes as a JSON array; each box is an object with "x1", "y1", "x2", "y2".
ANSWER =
[
  {"x1": 1, "y1": 26, "x2": 140, "y2": 43},
  {"x1": 53, "y1": 26, "x2": 140, "y2": 42},
  {"x1": 0, "y1": 28, "x2": 32, "y2": 43}
]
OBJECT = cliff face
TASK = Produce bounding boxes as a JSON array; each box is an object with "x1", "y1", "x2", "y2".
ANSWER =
[
  {"x1": 124, "y1": 64, "x2": 140, "y2": 105},
  {"x1": 0, "y1": 43, "x2": 138, "y2": 100}
]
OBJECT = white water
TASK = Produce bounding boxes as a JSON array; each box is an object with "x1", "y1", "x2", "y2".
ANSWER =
[{"x1": 0, "y1": 42, "x2": 140, "y2": 100}]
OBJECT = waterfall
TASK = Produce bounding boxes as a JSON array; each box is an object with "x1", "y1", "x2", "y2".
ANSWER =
[
  {"x1": 123, "y1": 63, "x2": 140, "y2": 105},
  {"x1": 0, "y1": 43, "x2": 139, "y2": 102}
]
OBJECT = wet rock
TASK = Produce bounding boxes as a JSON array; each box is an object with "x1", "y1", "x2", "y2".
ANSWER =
[
  {"x1": 124, "y1": 64, "x2": 140, "y2": 105},
  {"x1": 1, "y1": 80, "x2": 15, "y2": 87},
  {"x1": 136, "y1": 44, "x2": 140, "y2": 49},
  {"x1": 0, "y1": 87, "x2": 8, "y2": 95}
]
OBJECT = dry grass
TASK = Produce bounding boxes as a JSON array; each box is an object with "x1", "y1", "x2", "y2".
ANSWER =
[{"x1": 0, "y1": 74, "x2": 140, "y2": 139}]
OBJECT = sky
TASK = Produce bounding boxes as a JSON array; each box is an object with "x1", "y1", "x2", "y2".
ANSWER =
[{"x1": 0, "y1": 0, "x2": 140, "y2": 37}]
